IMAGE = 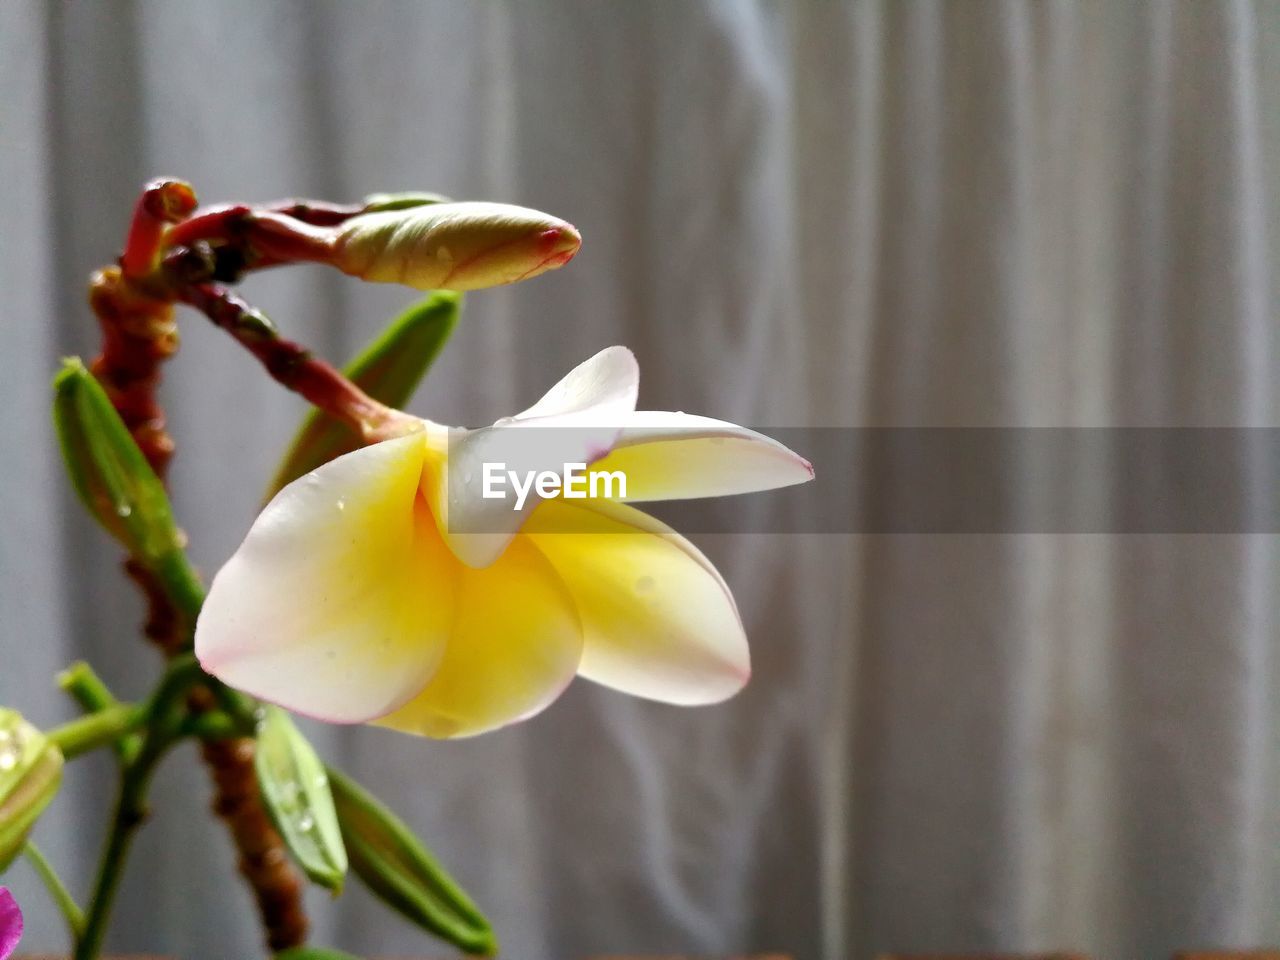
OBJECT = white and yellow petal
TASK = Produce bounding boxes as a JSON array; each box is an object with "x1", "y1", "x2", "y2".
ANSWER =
[
  {"x1": 592, "y1": 411, "x2": 814, "y2": 502},
  {"x1": 524, "y1": 499, "x2": 749, "y2": 705},
  {"x1": 423, "y1": 346, "x2": 640, "y2": 568},
  {"x1": 374, "y1": 537, "x2": 583, "y2": 738},
  {"x1": 196, "y1": 432, "x2": 456, "y2": 723}
]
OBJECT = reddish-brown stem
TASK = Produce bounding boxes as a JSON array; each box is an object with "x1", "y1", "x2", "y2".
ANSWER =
[
  {"x1": 178, "y1": 281, "x2": 415, "y2": 441},
  {"x1": 121, "y1": 179, "x2": 198, "y2": 279},
  {"x1": 263, "y1": 197, "x2": 367, "y2": 225},
  {"x1": 90, "y1": 182, "x2": 313, "y2": 954},
  {"x1": 165, "y1": 208, "x2": 335, "y2": 273},
  {"x1": 161, "y1": 203, "x2": 253, "y2": 249}
]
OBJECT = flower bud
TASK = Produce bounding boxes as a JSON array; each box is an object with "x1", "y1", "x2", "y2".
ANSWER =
[
  {"x1": 0, "y1": 710, "x2": 64, "y2": 871},
  {"x1": 326, "y1": 765, "x2": 496, "y2": 955},
  {"x1": 52, "y1": 359, "x2": 183, "y2": 561},
  {"x1": 331, "y1": 201, "x2": 580, "y2": 292},
  {"x1": 52, "y1": 360, "x2": 204, "y2": 620},
  {"x1": 254, "y1": 707, "x2": 348, "y2": 892}
]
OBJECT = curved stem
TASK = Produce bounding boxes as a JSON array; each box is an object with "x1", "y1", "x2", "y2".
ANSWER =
[{"x1": 24, "y1": 841, "x2": 85, "y2": 940}]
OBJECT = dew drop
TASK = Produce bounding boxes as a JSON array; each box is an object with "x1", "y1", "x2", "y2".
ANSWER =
[
  {"x1": 336, "y1": 499, "x2": 346, "y2": 512},
  {"x1": 297, "y1": 813, "x2": 315, "y2": 833},
  {"x1": 635, "y1": 575, "x2": 656, "y2": 594},
  {"x1": 116, "y1": 503, "x2": 133, "y2": 518}
]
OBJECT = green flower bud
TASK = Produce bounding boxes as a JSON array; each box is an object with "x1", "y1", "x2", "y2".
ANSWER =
[
  {"x1": 0, "y1": 710, "x2": 64, "y2": 872},
  {"x1": 51, "y1": 359, "x2": 203, "y2": 621},
  {"x1": 326, "y1": 765, "x2": 496, "y2": 955},
  {"x1": 255, "y1": 708, "x2": 347, "y2": 893},
  {"x1": 331, "y1": 201, "x2": 580, "y2": 292}
]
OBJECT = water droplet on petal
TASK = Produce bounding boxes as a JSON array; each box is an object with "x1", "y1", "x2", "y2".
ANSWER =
[
  {"x1": 116, "y1": 503, "x2": 133, "y2": 518},
  {"x1": 635, "y1": 575, "x2": 656, "y2": 594},
  {"x1": 297, "y1": 813, "x2": 315, "y2": 832},
  {"x1": 336, "y1": 499, "x2": 346, "y2": 512},
  {"x1": 0, "y1": 750, "x2": 17, "y2": 772}
]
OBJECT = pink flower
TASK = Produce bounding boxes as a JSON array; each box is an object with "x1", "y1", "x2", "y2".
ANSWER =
[{"x1": 0, "y1": 888, "x2": 22, "y2": 960}]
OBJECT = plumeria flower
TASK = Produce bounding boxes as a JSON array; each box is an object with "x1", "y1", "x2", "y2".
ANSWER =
[
  {"x1": 0, "y1": 887, "x2": 22, "y2": 960},
  {"x1": 196, "y1": 347, "x2": 813, "y2": 738}
]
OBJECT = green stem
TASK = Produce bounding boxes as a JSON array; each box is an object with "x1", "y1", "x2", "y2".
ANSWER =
[
  {"x1": 45, "y1": 705, "x2": 142, "y2": 761},
  {"x1": 73, "y1": 653, "x2": 212, "y2": 960},
  {"x1": 151, "y1": 547, "x2": 206, "y2": 628},
  {"x1": 57, "y1": 661, "x2": 119, "y2": 713},
  {"x1": 57, "y1": 662, "x2": 140, "y2": 763},
  {"x1": 24, "y1": 840, "x2": 85, "y2": 939},
  {"x1": 73, "y1": 750, "x2": 160, "y2": 960}
]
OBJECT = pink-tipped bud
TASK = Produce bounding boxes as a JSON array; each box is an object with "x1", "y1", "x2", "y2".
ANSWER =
[{"x1": 331, "y1": 201, "x2": 581, "y2": 292}]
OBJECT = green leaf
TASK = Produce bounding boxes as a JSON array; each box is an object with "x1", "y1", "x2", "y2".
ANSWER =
[
  {"x1": 0, "y1": 710, "x2": 64, "y2": 872},
  {"x1": 266, "y1": 292, "x2": 461, "y2": 497},
  {"x1": 327, "y1": 765, "x2": 497, "y2": 956},
  {"x1": 254, "y1": 707, "x2": 348, "y2": 893},
  {"x1": 275, "y1": 948, "x2": 365, "y2": 960},
  {"x1": 361, "y1": 191, "x2": 451, "y2": 212},
  {"x1": 51, "y1": 359, "x2": 204, "y2": 620}
]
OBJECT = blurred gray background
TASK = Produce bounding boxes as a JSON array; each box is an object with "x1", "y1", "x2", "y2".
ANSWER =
[{"x1": 4, "y1": 1, "x2": 1280, "y2": 958}]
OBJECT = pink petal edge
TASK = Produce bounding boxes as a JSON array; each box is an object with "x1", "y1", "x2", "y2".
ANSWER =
[{"x1": 0, "y1": 887, "x2": 23, "y2": 960}]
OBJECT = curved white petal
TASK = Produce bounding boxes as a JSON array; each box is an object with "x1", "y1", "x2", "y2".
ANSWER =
[
  {"x1": 196, "y1": 433, "x2": 457, "y2": 724},
  {"x1": 513, "y1": 344, "x2": 638, "y2": 425},
  {"x1": 373, "y1": 537, "x2": 583, "y2": 738},
  {"x1": 524, "y1": 499, "x2": 749, "y2": 705},
  {"x1": 424, "y1": 346, "x2": 641, "y2": 568},
  {"x1": 591, "y1": 411, "x2": 814, "y2": 502}
]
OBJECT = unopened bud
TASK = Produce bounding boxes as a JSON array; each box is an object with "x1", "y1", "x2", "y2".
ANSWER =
[
  {"x1": 0, "y1": 711, "x2": 63, "y2": 871},
  {"x1": 255, "y1": 707, "x2": 348, "y2": 892},
  {"x1": 331, "y1": 201, "x2": 580, "y2": 292},
  {"x1": 52, "y1": 359, "x2": 184, "y2": 562}
]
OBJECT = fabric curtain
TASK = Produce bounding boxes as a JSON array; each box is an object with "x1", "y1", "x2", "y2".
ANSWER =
[{"x1": 2, "y1": 2, "x2": 1279, "y2": 958}]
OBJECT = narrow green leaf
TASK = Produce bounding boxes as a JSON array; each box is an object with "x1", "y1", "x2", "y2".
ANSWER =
[
  {"x1": 51, "y1": 359, "x2": 204, "y2": 620},
  {"x1": 327, "y1": 765, "x2": 496, "y2": 956},
  {"x1": 266, "y1": 292, "x2": 461, "y2": 497},
  {"x1": 254, "y1": 708, "x2": 348, "y2": 892},
  {"x1": 275, "y1": 947, "x2": 365, "y2": 960}
]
